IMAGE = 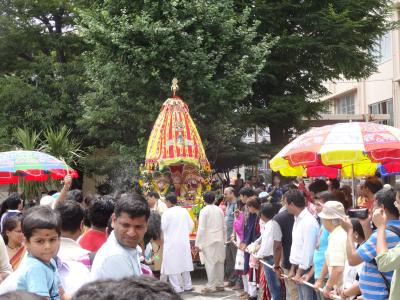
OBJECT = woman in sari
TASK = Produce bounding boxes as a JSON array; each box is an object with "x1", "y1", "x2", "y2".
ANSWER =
[
  {"x1": 0, "y1": 194, "x2": 22, "y2": 233},
  {"x1": 1, "y1": 215, "x2": 25, "y2": 270}
]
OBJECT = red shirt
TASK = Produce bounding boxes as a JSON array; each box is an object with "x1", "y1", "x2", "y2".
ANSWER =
[{"x1": 79, "y1": 229, "x2": 107, "y2": 252}]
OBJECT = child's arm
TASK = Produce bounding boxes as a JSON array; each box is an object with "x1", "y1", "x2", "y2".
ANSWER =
[{"x1": 60, "y1": 287, "x2": 71, "y2": 300}]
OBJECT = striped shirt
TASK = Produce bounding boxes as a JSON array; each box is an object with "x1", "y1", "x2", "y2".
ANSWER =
[{"x1": 357, "y1": 220, "x2": 400, "y2": 300}]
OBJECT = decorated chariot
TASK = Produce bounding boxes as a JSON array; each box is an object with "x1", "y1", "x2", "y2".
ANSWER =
[{"x1": 139, "y1": 79, "x2": 211, "y2": 258}]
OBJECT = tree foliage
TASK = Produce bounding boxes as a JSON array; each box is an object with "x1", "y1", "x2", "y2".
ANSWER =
[
  {"x1": 204, "y1": 117, "x2": 266, "y2": 173},
  {"x1": 78, "y1": 0, "x2": 272, "y2": 169},
  {"x1": 0, "y1": 0, "x2": 395, "y2": 183},
  {"x1": 0, "y1": 0, "x2": 90, "y2": 148},
  {"x1": 12, "y1": 128, "x2": 43, "y2": 151},
  {"x1": 43, "y1": 126, "x2": 84, "y2": 167},
  {"x1": 240, "y1": 0, "x2": 395, "y2": 145}
]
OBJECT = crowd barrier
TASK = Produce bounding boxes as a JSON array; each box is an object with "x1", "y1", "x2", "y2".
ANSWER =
[{"x1": 226, "y1": 241, "x2": 342, "y2": 300}]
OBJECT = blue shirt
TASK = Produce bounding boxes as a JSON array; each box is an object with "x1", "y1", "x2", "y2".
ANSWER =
[
  {"x1": 357, "y1": 220, "x2": 400, "y2": 300},
  {"x1": 17, "y1": 255, "x2": 61, "y2": 300},
  {"x1": 313, "y1": 225, "x2": 330, "y2": 279}
]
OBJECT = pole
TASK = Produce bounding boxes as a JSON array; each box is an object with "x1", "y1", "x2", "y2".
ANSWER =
[
  {"x1": 255, "y1": 126, "x2": 259, "y2": 178},
  {"x1": 351, "y1": 164, "x2": 356, "y2": 207}
]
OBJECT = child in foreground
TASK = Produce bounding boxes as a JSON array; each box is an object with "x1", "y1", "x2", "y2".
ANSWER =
[{"x1": 16, "y1": 206, "x2": 66, "y2": 300}]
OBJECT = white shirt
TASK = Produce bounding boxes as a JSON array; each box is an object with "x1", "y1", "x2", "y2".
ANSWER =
[
  {"x1": 271, "y1": 220, "x2": 282, "y2": 242},
  {"x1": 0, "y1": 236, "x2": 11, "y2": 274},
  {"x1": 259, "y1": 219, "x2": 266, "y2": 234},
  {"x1": 326, "y1": 226, "x2": 347, "y2": 268},
  {"x1": 91, "y1": 231, "x2": 142, "y2": 280},
  {"x1": 195, "y1": 204, "x2": 226, "y2": 264},
  {"x1": 289, "y1": 208, "x2": 319, "y2": 270},
  {"x1": 255, "y1": 220, "x2": 274, "y2": 258},
  {"x1": 58, "y1": 237, "x2": 89, "y2": 263},
  {"x1": 161, "y1": 206, "x2": 194, "y2": 275},
  {"x1": 151, "y1": 200, "x2": 168, "y2": 216},
  {"x1": 56, "y1": 257, "x2": 90, "y2": 294},
  {"x1": 195, "y1": 204, "x2": 226, "y2": 249},
  {"x1": 343, "y1": 261, "x2": 363, "y2": 290}
]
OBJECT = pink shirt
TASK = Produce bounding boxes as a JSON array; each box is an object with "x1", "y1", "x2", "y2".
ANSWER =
[{"x1": 233, "y1": 211, "x2": 245, "y2": 242}]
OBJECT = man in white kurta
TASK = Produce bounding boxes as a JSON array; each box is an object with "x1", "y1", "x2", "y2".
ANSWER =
[
  {"x1": 161, "y1": 193, "x2": 194, "y2": 293},
  {"x1": 195, "y1": 192, "x2": 227, "y2": 293}
]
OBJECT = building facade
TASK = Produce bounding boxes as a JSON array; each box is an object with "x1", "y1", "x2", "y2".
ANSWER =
[{"x1": 317, "y1": 1, "x2": 400, "y2": 127}]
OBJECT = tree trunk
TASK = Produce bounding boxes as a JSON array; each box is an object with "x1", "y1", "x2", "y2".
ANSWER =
[
  {"x1": 54, "y1": 11, "x2": 66, "y2": 63},
  {"x1": 269, "y1": 124, "x2": 290, "y2": 146}
]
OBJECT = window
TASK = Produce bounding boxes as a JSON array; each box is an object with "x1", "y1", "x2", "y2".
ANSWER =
[
  {"x1": 372, "y1": 32, "x2": 392, "y2": 64},
  {"x1": 335, "y1": 94, "x2": 355, "y2": 114},
  {"x1": 369, "y1": 98, "x2": 393, "y2": 126},
  {"x1": 325, "y1": 99, "x2": 335, "y2": 114}
]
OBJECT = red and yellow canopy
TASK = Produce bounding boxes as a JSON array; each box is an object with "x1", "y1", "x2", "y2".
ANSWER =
[
  {"x1": 270, "y1": 122, "x2": 400, "y2": 178},
  {"x1": 145, "y1": 96, "x2": 210, "y2": 170}
]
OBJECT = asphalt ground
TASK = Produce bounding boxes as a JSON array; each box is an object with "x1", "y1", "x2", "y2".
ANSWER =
[{"x1": 181, "y1": 268, "x2": 241, "y2": 300}]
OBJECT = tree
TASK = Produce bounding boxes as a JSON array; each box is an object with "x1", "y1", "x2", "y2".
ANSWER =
[
  {"x1": 12, "y1": 128, "x2": 43, "y2": 151},
  {"x1": 0, "y1": 0, "x2": 90, "y2": 148},
  {"x1": 78, "y1": 0, "x2": 271, "y2": 169},
  {"x1": 204, "y1": 117, "x2": 266, "y2": 175},
  {"x1": 239, "y1": 0, "x2": 394, "y2": 145},
  {"x1": 43, "y1": 126, "x2": 84, "y2": 168},
  {"x1": 0, "y1": 76, "x2": 52, "y2": 148}
]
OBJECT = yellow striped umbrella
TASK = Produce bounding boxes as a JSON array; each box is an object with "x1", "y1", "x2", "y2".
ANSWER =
[{"x1": 270, "y1": 122, "x2": 400, "y2": 178}]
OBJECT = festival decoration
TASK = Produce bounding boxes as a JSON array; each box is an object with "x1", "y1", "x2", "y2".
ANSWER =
[
  {"x1": 140, "y1": 79, "x2": 211, "y2": 233},
  {"x1": 145, "y1": 79, "x2": 210, "y2": 171}
]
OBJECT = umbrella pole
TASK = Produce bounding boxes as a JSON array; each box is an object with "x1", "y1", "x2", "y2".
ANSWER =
[{"x1": 351, "y1": 164, "x2": 356, "y2": 208}]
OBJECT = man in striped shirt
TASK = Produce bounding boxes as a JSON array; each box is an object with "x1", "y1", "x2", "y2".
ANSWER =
[{"x1": 342, "y1": 188, "x2": 400, "y2": 300}]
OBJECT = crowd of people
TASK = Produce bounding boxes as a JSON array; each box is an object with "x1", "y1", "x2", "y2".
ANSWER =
[
  {"x1": 0, "y1": 177, "x2": 182, "y2": 299},
  {"x1": 218, "y1": 175, "x2": 400, "y2": 300},
  {"x1": 0, "y1": 173, "x2": 399, "y2": 300}
]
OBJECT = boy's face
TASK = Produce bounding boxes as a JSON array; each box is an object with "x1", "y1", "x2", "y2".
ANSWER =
[{"x1": 26, "y1": 229, "x2": 60, "y2": 263}]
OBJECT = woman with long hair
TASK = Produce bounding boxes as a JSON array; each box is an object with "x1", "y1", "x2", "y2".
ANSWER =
[{"x1": 1, "y1": 215, "x2": 25, "y2": 270}]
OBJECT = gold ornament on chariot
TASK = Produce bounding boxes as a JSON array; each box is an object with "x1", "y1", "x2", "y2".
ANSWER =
[{"x1": 171, "y1": 78, "x2": 179, "y2": 96}]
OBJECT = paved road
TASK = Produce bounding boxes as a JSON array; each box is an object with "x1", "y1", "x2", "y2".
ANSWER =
[{"x1": 181, "y1": 269, "x2": 240, "y2": 300}]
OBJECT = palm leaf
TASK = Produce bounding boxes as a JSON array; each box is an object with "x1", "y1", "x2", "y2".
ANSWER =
[
  {"x1": 12, "y1": 127, "x2": 45, "y2": 151},
  {"x1": 42, "y1": 126, "x2": 85, "y2": 167}
]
